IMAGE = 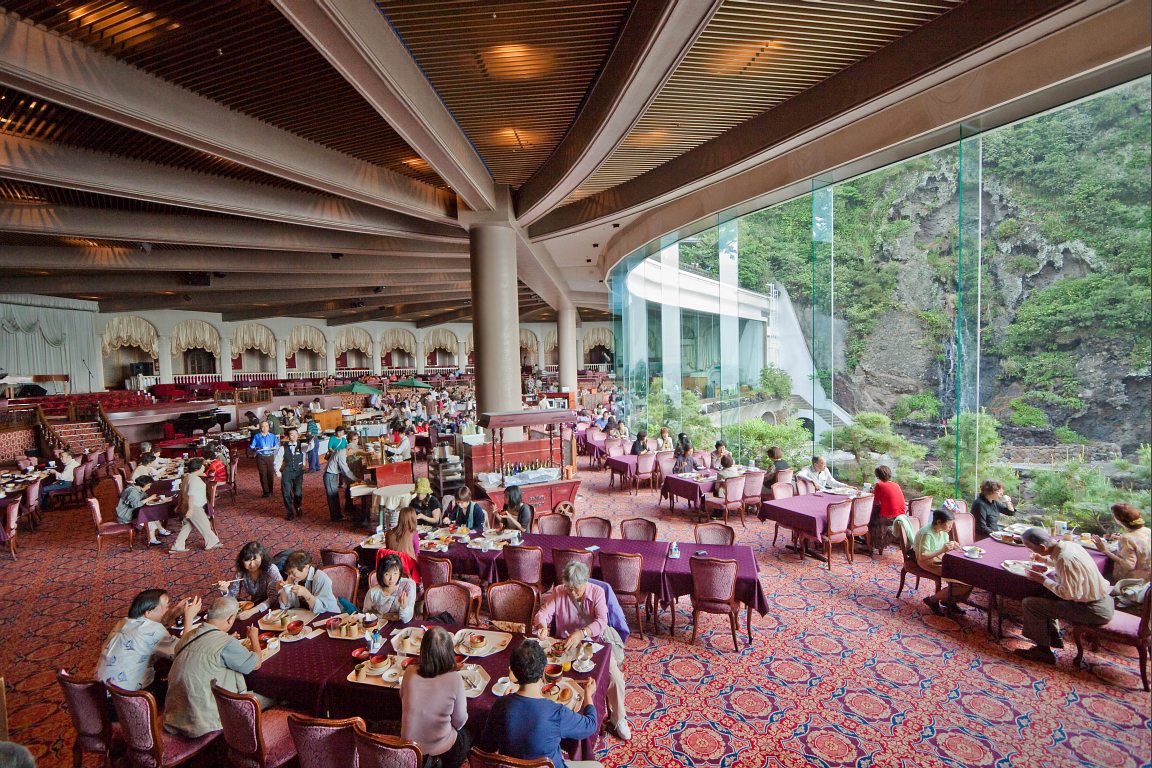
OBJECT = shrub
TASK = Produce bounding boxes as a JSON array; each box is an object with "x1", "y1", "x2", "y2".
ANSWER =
[
  {"x1": 1029, "y1": 461, "x2": 1149, "y2": 534},
  {"x1": 756, "y1": 365, "x2": 792, "y2": 401},
  {"x1": 820, "y1": 411, "x2": 926, "y2": 485},
  {"x1": 732, "y1": 419, "x2": 811, "y2": 469},
  {"x1": 936, "y1": 411, "x2": 1019, "y2": 497},
  {"x1": 1008, "y1": 399, "x2": 1049, "y2": 428},
  {"x1": 890, "y1": 392, "x2": 942, "y2": 422},
  {"x1": 1054, "y1": 426, "x2": 1089, "y2": 444}
]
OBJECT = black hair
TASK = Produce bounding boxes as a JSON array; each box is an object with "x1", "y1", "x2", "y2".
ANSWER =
[
  {"x1": 186, "y1": 457, "x2": 205, "y2": 473},
  {"x1": 509, "y1": 639, "x2": 547, "y2": 684},
  {"x1": 504, "y1": 484, "x2": 523, "y2": 511},
  {"x1": 375, "y1": 553, "x2": 404, "y2": 586},
  {"x1": 284, "y1": 550, "x2": 312, "y2": 573},
  {"x1": 932, "y1": 508, "x2": 955, "y2": 526},
  {"x1": 128, "y1": 588, "x2": 168, "y2": 619},
  {"x1": 133, "y1": 476, "x2": 152, "y2": 488},
  {"x1": 235, "y1": 541, "x2": 271, "y2": 574},
  {"x1": 139, "y1": 452, "x2": 157, "y2": 465}
]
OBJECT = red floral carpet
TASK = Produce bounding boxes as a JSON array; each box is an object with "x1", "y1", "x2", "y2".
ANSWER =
[{"x1": 2, "y1": 460, "x2": 1149, "y2": 767}]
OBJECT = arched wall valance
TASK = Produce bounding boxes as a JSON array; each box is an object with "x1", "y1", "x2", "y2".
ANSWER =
[
  {"x1": 231, "y1": 323, "x2": 275, "y2": 355},
  {"x1": 286, "y1": 324, "x2": 326, "y2": 356},
  {"x1": 172, "y1": 319, "x2": 220, "y2": 355},
  {"x1": 464, "y1": 331, "x2": 474, "y2": 356},
  {"x1": 543, "y1": 328, "x2": 557, "y2": 352},
  {"x1": 582, "y1": 326, "x2": 615, "y2": 354},
  {"x1": 381, "y1": 327, "x2": 416, "y2": 355},
  {"x1": 519, "y1": 328, "x2": 538, "y2": 349},
  {"x1": 101, "y1": 315, "x2": 157, "y2": 357},
  {"x1": 424, "y1": 327, "x2": 457, "y2": 352},
  {"x1": 335, "y1": 326, "x2": 372, "y2": 356}
]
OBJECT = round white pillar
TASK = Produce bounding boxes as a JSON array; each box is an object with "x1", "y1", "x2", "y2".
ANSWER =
[{"x1": 156, "y1": 335, "x2": 174, "y2": 384}]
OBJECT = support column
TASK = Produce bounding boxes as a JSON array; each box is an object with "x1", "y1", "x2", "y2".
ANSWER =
[
  {"x1": 218, "y1": 337, "x2": 233, "y2": 382},
  {"x1": 370, "y1": 337, "x2": 383, "y2": 376},
  {"x1": 558, "y1": 300, "x2": 578, "y2": 394},
  {"x1": 156, "y1": 335, "x2": 174, "y2": 384},
  {"x1": 415, "y1": 338, "x2": 426, "y2": 374},
  {"x1": 470, "y1": 223, "x2": 522, "y2": 436},
  {"x1": 275, "y1": 339, "x2": 288, "y2": 380},
  {"x1": 457, "y1": 340, "x2": 468, "y2": 373},
  {"x1": 536, "y1": 336, "x2": 546, "y2": 373}
]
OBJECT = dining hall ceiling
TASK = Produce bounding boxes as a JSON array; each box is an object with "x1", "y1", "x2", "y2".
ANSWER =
[{"x1": 0, "y1": 0, "x2": 1144, "y2": 325}]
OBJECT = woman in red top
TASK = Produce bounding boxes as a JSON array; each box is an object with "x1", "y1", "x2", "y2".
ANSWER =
[
  {"x1": 872, "y1": 465, "x2": 906, "y2": 518},
  {"x1": 204, "y1": 449, "x2": 228, "y2": 484}
]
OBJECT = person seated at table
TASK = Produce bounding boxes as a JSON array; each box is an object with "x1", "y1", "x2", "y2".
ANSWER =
[
  {"x1": 310, "y1": 397, "x2": 324, "y2": 413},
  {"x1": 1092, "y1": 503, "x2": 1151, "y2": 583},
  {"x1": 385, "y1": 507, "x2": 421, "y2": 579},
  {"x1": 477, "y1": 639, "x2": 601, "y2": 768},
  {"x1": 164, "y1": 596, "x2": 268, "y2": 739},
  {"x1": 797, "y1": 456, "x2": 853, "y2": 493},
  {"x1": 204, "y1": 448, "x2": 228, "y2": 484},
  {"x1": 715, "y1": 454, "x2": 742, "y2": 501},
  {"x1": 497, "y1": 484, "x2": 533, "y2": 532},
  {"x1": 216, "y1": 541, "x2": 282, "y2": 615},
  {"x1": 534, "y1": 561, "x2": 630, "y2": 741},
  {"x1": 115, "y1": 475, "x2": 167, "y2": 544},
  {"x1": 604, "y1": 416, "x2": 622, "y2": 438},
  {"x1": 131, "y1": 452, "x2": 161, "y2": 482},
  {"x1": 593, "y1": 410, "x2": 609, "y2": 430},
  {"x1": 629, "y1": 430, "x2": 650, "y2": 455},
  {"x1": 1014, "y1": 526, "x2": 1114, "y2": 665},
  {"x1": 656, "y1": 427, "x2": 674, "y2": 451},
  {"x1": 138, "y1": 441, "x2": 154, "y2": 457},
  {"x1": 443, "y1": 486, "x2": 485, "y2": 530},
  {"x1": 387, "y1": 427, "x2": 414, "y2": 462},
  {"x1": 364, "y1": 553, "x2": 416, "y2": 623},
  {"x1": 711, "y1": 440, "x2": 731, "y2": 469},
  {"x1": 400, "y1": 626, "x2": 471, "y2": 768},
  {"x1": 278, "y1": 550, "x2": 340, "y2": 613},
  {"x1": 764, "y1": 446, "x2": 790, "y2": 485},
  {"x1": 411, "y1": 477, "x2": 443, "y2": 526},
  {"x1": 40, "y1": 449, "x2": 80, "y2": 504},
  {"x1": 914, "y1": 508, "x2": 973, "y2": 616},
  {"x1": 96, "y1": 589, "x2": 201, "y2": 695},
  {"x1": 672, "y1": 443, "x2": 698, "y2": 474},
  {"x1": 971, "y1": 479, "x2": 1016, "y2": 541}
]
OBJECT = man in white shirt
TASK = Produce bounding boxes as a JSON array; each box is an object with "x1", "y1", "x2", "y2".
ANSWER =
[
  {"x1": 386, "y1": 428, "x2": 413, "y2": 462},
  {"x1": 1015, "y1": 527, "x2": 1114, "y2": 664},
  {"x1": 40, "y1": 450, "x2": 80, "y2": 504},
  {"x1": 796, "y1": 456, "x2": 853, "y2": 493},
  {"x1": 96, "y1": 589, "x2": 201, "y2": 693}
]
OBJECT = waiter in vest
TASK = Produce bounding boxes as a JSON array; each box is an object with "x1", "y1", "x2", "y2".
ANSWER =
[
  {"x1": 249, "y1": 420, "x2": 279, "y2": 497},
  {"x1": 274, "y1": 427, "x2": 313, "y2": 520}
]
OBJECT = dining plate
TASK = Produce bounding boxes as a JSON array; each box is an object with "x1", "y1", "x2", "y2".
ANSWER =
[
  {"x1": 542, "y1": 678, "x2": 584, "y2": 711},
  {"x1": 1001, "y1": 559, "x2": 1052, "y2": 578},
  {"x1": 258, "y1": 608, "x2": 316, "y2": 631},
  {"x1": 391, "y1": 626, "x2": 426, "y2": 655},
  {"x1": 452, "y1": 628, "x2": 512, "y2": 658},
  {"x1": 460, "y1": 664, "x2": 491, "y2": 698}
]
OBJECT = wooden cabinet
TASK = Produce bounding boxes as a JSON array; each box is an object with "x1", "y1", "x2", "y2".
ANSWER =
[{"x1": 477, "y1": 479, "x2": 580, "y2": 513}]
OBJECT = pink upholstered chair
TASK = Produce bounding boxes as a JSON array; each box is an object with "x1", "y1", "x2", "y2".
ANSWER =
[
  {"x1": 702, "y1": 475, "x2": 747, "y2": 527},
  {"x1": 87, "y1": 498, "x2": 135, "y2": 555},
  {"x1": 418, "y1": 555, "x2": 481, "y2": 625},
  {"x1": 908, "y1": 496, "x2": 934, "y2": 529},
  {"x1": 47, "y1": 463, "x2": 89, "y2": 508},
  {"x1": 574, "y1": 516, "x2": 612, "y2": 538},
  {"x1": 768, "y1": 481, "x2": 794, "y2": 501},
  {"x1": 686, "y1": 556, "x2": 745, "y2": 651},
  {"x1": 821, "y1": 499, "x2": 853, "y2": 570},
  {"x1": 469, "y1": 747, "x2": 552, "y2": 768},
  {"x1": 693, "y1": 450, "x2": 711, "y2": 469},
  {"x1": 112, "y1": 473, "x2": 125, "y2": 496},
  {"x1": 319, "y1": 549, "x2": 359, "y2": 568},
  {"x1": 423, "y1": 583, "x2": 472, "y2": 625},
  {"x1": 287, "y1": 714, "x2": 364, "y2": 768},
  {"x1": 599, "y1": 551, "x2": 650, "y2": 639},
  {"x1": 104, "y1": 444, "x2": 117, "y2": 477},
  {"x1": 795, "y1": 476, "x2": 816, "y2": 495},
  {"x1": 1, "y1": 496, "x2": 19, "y2": 561},
  {"x1": 632, "y1": 452, "x2": 658, "y2": 494},
  {"x1": 774, "y1": 468, "x2": 794, "y2": 486},
  {"x1": 211, "y1": 683, "x2": 297, "y2": 768},
  {"x1": 694, "y1": 523, "x2": 735, "y2": 546},
  {"x1": 487, "y1": 581, "x2": 538, "y2": 632},
  {"x1": 57, "y1": 669, "x2": 124, "y2": 768},
  {"x1": 1073, "y1": 586, "x2": 1152, "y2": 691},
  {"x1": 534, "y1": 514, "x2": 572, "y2": 536},
  {"x1": 106, "y1": 682, "x2": 219, "y2": 768},
  {"x1": 20, "y1": 478, "x2": 42, "y2": 530},
  {"x1": 654, "y1": 451, "x2": 675, "y2": 483},
  {"x1": 951, "y1": 512, "x2": 976, "y2": 547},
  {"x1": 320, "y1": 564, "x2": 358, "y2": 606},
  {"x1": 620, "y1": 518, "x2": 657, "y2": 541},
  {"x1": 741, "y1": 470, "x2": 767, "y2": 519},
  {"x1": 848, "y1": 494, "x2": 875, "y2": 561},
  {"x1": 645, "y1": 438, "x2": 660, "y2": 452},
  {"x1": 552, "y1": 548, "x2": 594, "y2": 585},
  {"x1": 353, "y1": 723, "x2": 422, "y2": 768},
  {"x1": 604, "y1": 438, "x2": 625, "y2": 459},
  {"x1": 502, "y1": 545, "x2": 543, "y2": 594}
]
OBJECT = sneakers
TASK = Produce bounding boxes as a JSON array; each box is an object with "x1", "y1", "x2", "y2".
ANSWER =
[
  {"x1": 612, "y1": 717, "x2": 632, "y2": 741},
  {"x1": 148, "y1": 539, "x2": 162, "y2": 546},
  {"x1": 158, "y1": 528, "x2": 172, "y2": 537}
]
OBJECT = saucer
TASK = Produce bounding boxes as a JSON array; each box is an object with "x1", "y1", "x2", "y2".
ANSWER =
[{"x1": 572, "y1": 659, "x2": 594, "y2": 673}]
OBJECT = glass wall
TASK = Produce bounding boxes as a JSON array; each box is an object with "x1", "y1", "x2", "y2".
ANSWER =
[{"x1": 608, "y1": 78, "x2": 1151, "y2": 506}]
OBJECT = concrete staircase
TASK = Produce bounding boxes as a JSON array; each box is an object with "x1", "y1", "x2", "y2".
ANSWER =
[{"x1": 790, "y1": 395, "x2": 850, "y2": 430}]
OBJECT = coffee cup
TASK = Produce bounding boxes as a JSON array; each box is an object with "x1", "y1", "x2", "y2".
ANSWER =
[
  {"x1": 355, "y1": 663, "x2": 366, "y2": 681},
  {"x1": 494, "y1": 676, "x2": 511, "y2": 695}
]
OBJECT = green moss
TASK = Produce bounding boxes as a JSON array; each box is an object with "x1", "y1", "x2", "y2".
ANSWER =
[{"x1": 1009, "y1": 399, "x2": 1050, "y2": 428}]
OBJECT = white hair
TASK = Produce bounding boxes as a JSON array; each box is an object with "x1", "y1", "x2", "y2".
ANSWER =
[
  {"x1": 562, "y1": 560, "x2": 590, "y2": 589},
  {"x1": 208, "y1": 595, "x2": 239, "y2": 620}
]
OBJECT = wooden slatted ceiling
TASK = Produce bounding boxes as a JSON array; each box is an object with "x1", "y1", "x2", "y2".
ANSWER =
[
  {"x1": 377, "y1": 0, "x2": 633, "y2": 187},
  {"x1": 0, "y1": 0, "x2": 445, "y2": 186},
  {"x1": 0, "y1": 178, "x2": 229, "y2": 216},
  {"x1": 568, "y1": 0, "x2": 965, "y2": 202}
]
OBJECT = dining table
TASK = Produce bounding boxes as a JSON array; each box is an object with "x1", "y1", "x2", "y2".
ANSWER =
[
  {"x1": 661, "y1": 542, "x2": 771, "y2": 643},
  {"x1": 604, "y1": 454, "x2": 637, "y2": 488},
  {"x1": 659, "y1": 469, "x2": 717, "y2": 512},
  {"x1": 758, "y1": 491, "x2": 861, "y2": 561},
  {"x1": 235, "y1": 613, "x2": 612, "y2": 761}
]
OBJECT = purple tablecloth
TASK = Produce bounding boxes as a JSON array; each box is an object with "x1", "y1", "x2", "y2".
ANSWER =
[
  {"x1": 941, "y1": 537, "x2": 1109, "y2": 602},
  {"x1": 586, "y1": 438, "x2": 607, "y2": 463},
  {"x1": 605, "y1": 454, "x2": 637, "y2": 480},
  {"x1": 659, "y1": 471, "x2": 717, "y2": 510},
  {"x1": 661, "y1": 543, "x2": 770, "y2": 617},
  {"x1": 758, "y1": 492, "x2": 850, "y2": 543}
]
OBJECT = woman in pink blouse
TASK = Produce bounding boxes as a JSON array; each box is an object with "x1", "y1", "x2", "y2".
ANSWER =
[
  {"x1": 534, "y1": 561, "x2": 631, "y2": 741},
  {"x1": 400, "y1": 626, "x2": 471, "y2": 767}
]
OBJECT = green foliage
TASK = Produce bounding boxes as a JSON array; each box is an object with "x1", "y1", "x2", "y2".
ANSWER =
[
  {"x1": 1007, "y1": 254, "x2": 1039, "y2": 274},
  {"x1": 995, "y1": 218, "x2": 1022, "y2": 240},
  {"x1": 756, "y1": 365, "x2": 792, "y2": 400},
  {"x1": 998, "y1": 351, "x2": 1081, "y2": 398},
  {"x1": 732, "y1": 419, "x2": 811, "y2": 469},
  {"x1": 936, "y1": 411, "x2": 1018, "y2": 497},
  {"x1": 1054, "y1": 426, "x2": 1089, "y2": 445},
  {"x1": 631, "y1": 378, "x2": 714, "y2": 450},
  {"x1": 1019, "y1": 390, "x2": 1085, "y2": 414},
  {"x1": 1029, "y1": 461, "x2": 1150, "y2": 534},
  {"x1": 1137, "y1": 444, "x2": 1152, "y2": 485},
  {"x1": 820, "y1": 411, "x2": 926, "y2": 485},
  {"x1": 1008, "y1": 399, "x2": 1049, "y2": 428},
  {"x1": 890, "y1": 392, "x2": 942, "y2": 422}
]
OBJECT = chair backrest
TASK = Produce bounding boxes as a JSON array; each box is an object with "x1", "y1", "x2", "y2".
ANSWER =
[
  {"x1": 741, "y1": 470, "x2": 767, "y2": 500},
  {"x1": 951, "y1": 511, "x2": 976, "y2": 546},
  {"x1": 104, "y1": 444, "x2": 116, "y2": 465},
  {"x1": 73, "y1": 463, "x2": 89, "y2": 489},
  {"x1": 574, "y1": 516, "x2": 612, "y2": 538},
  {"x1": 476, "y1": 500, "x2": 497, "y2": 529},
  {"x1": 645, "y1": 438, "x2": 659, "y2": 452},
  {"x1": 620, "y1": 517, "x2": 657, "y2": 541},
  {"x1": 21, "y1": 479, "x2": 42, "y2": 511},
  {"x1": 534, "y1": 513, "x2": 572, "y2": 536},
  {"x1": 694, "y1": 523, "x2": 735, "y2": 546},
  {"x1": 552, "y1": 548, "x2": 595, "y2": 583},
  {"x1": 487, "y1": 581, "x2": 538, "y2": 629},
  {"x1": 423, "y1": 583, "x2": 471, "y2": 625},
  {"x1": 950, "y1": 499, "x2": 969, "y2": 516},
  {"x1": 827, "y1": 500, "x2": 852, "y2": 535},
  {"x1": 599, "y1": 551, "x2": 643, "y2": 594},
  {"x1": 112, "y1": 474, "x2": 125, "y2": 495},
  {"x1": 636, "y1": 452, "x2": 657, "y2": 474},
  {"x1": 769, "y1": 481, "x2": 794, "y2": 500},
  {"x1": 106, "y1": 682, "x2": 164, "y2": 768},
  {"x1": 320, "y1": 548, "x2": 359, "y2": 568},
  {"x1": 720, "y1": 475, "x2": 746, "y2": 504},
  {"x1": 605, "y1": 440, "x2": 625, "y2": 458},
  {"x1": 850, "y1": 494, "x2": 874, "y2": 530},
  {"x1": 1137, "y1": 585, "x2": 1152, "y2": 640},
  {"x1": 693, "y1": 450, "x2": 711, "y2": 469},
  {"x1": 469, "y1": 747, "x2": 553, "y2": 768},
  {"x1": 229, "y1": 454, "x2": 241, "y2": 485},
  {"x1": 211, "y1": 683, "x2": 270, "y2": 765},
  {"x1": 353, "y1": 723, "x2": 421, "y2": 768},
  {"x1": 908, "y1": 496, "x2": 933, "y2": 529},
  {"x1": 655, "y1": 452, "x2": 675, "y2": 477},
  {"x1": 795, "y1": 476, "x2": 816, "y2": 495},
  {"x1": 56, "y1": 670, "x2": 115, "y2": 755},
  {"x1": 417, "y1": 554, "x2": 453, "y2": 586},
  {"x1": 287, "y1": 713, "x2": 364, "y2": 768},
  {"x1": 689, "y1": 556, "x2": 738, "y2": 605},
  {"x1": 321, "y1": 564, "x2": 358, "y2": 604},
  {"x1": 87, "y1": 497, "x2": 104, "y2": 530},
  {"x1": 503, "y1": 545, "x2": 542, "y2": 587}
]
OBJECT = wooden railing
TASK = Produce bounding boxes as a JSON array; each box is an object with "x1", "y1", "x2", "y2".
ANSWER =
[
  {"x1": 173, "y1": 374, "x2": 223, "y2": 384},
  {"x1": 32, "y1": 405, "x2": 64, "y2": 457},
  {"x1": 95, "y1": 402, "x2": 129, "y2": 460}
]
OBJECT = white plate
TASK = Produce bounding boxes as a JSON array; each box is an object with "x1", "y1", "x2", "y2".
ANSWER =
[
  {"x1": 460, "y1": 664, "x2": 491, "y2": 698},
  {"x1": 453, "y1": 629, "x2": 512, "y2": 658},
  {"x1": 391, "y1": 626, "x2": 426, "y2": 655},
  {"x1": 572, "y1": 659, "x2": 595, "y2": 674},
  {"x1": 1001, "y1": 560, "x2": 1051, "y2": 578}
]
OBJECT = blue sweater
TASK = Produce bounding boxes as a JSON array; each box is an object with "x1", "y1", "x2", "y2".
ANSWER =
[{"x1": 477, "y1": 693, "x2": 598, "y2": 768}]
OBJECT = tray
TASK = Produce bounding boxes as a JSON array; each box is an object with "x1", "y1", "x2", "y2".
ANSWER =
[
  {"x1": 452, "y1": 629, "x2": 512, "y2": 658},
  {"x1": 989, "y1": 531, "x2": 1025, "y2": 546},
  {"x1": 466, "y1": 539, "x2": 508, "y2": 551},
  {"x1": 258, "y1": 608, "x2": 316, "y2": 631},
  {"x1": 241, "y1": 637, "x2": 281, "y2": 661},
  {"x1": 391, "y1": 626, "x2": 427, "y2": 655},
  {"x1": 542, "y1": 678, "x2": 585, "y2": 711},
  {"x1": 460, "y1": 664, "x2": 491, "y2": 698}
]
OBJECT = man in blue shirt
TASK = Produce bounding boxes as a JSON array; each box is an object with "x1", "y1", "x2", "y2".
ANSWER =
[
  {"x1": 476, "y1": 641, "x2": 601, "y2": 768},
  {"x1": 248, "y1": 420, "x2": 279, "y2": 497}
]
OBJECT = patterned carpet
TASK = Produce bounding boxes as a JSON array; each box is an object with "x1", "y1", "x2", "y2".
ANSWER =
[{"x1": 1, "y1": 458, "x2": 1149, "y2": 768}]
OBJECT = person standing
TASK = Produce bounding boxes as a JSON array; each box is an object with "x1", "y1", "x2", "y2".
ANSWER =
[
  {"x1": 324, "y1": 446, "x2": 357, "y2": 522},
  {"x1": 304, "y1": 414, "x2": 322, "y2": 472},
  {"x1": 274, "y1": 427, "x2": 311, "y2": 520},
  {"x1": 169, "y1": 459, "x2": 221, "y2": 553},
  {"x1": 249, "y1": 421, "x2": 279, "y2": 498}
]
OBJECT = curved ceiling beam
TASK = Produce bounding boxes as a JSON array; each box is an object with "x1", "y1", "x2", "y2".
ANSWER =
[
  {"x1": 0, "y1": 11, "x2": 457, "y2": 223},
  {"x1": 0, "y1": 134, "x2": 463, "y2": 241},
  {"x1": 94, "y1": 288, "x2": 390, "y2": 314},
  {"x1": 273, "y1": 0, "x2": 496, "y2": 213},
  {"x1": 0, "y1": 205, "x2": 469, "y2": 256},
  {"x1": 223, "y1": 289, "x2": 471, "y2": 323},
  {"x1": 513, "y1": 0, "x2": 720, "y2": 226},
  {"x1": 1, "y1": 273, "x2": 390, "y2": 295}
]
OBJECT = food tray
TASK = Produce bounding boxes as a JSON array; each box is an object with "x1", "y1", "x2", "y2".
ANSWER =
[
  {"x1": 452, "y1": 629, "x2": 512, "y2": 658},
  {"x1": 258, "y1": 609, "x2": 316, "y2": 631}
]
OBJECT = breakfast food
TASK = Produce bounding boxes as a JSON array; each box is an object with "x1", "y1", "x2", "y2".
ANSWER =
[
  {"x1": 285, "y1": 619, "x2": 305, "y2": 636},
  {"x1": 558, "y1": 687, "x2": 573, "y2": 703},
  {"x1": 368, "y1": 654, "x2": 390, "y2": 671},
  {"x1": 469, "y1": 633, "x2": 486, "y2": 648}
]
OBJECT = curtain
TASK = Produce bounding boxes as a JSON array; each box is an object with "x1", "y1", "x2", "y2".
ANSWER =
[
  {"x1": 0, "y1": 295, "x2": 102, "y2": 392},
  {"x1": 232, "y1": 323, "x2": 275, "y2": 355},
  {"x1": 286, "y1": 324, "x2": 326, "y2": 355},
  {"x1": 519, "y1": 328, "x2": 538, "y2": 349},
  {"x1": 381, "y1": 328, "x2": 416, "y2": 355},
  {"x1": 424, "y1": 327, "x2": 457, "y2": 353},
  {"x1": 335, "y1": 326, "x2": 372, "y2": 356},
  {"x1": 464, "y1": 331, "x2": 474, "y2": 355},
  {"x1": 100, "y1": 315, "x2": 158, "y2": 357},
  {"x1": 582, "y1": 326, "x2": 615, "y2": 354},
  {"x1": 543, "y1": 328, "x2": 557, "y2": 352},
  {"x1": 172, "y1": 319, "x2": 220, "y2": 355}
]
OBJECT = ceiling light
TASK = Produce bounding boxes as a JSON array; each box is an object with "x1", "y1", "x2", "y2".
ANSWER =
[
  {"x1": 402, "y1": 158, "x2": 431, "y2": 172},
  {"x1": 475, "y1": 44, "x2": 553, "y2": 81}
]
